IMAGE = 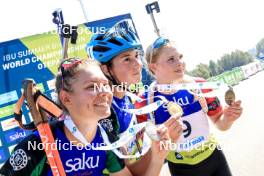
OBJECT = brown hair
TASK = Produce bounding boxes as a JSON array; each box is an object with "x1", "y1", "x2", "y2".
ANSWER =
[{"x1": 55, "y1": 58, "x2": 100, "y2": 112}]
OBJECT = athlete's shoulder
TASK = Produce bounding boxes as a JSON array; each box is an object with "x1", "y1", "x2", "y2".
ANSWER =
[
  {"x1": 99, "y1": 107, "x2": 120, "y2": 142},
  {"x1": 106, "y1": 150, "x2": 125, "y2": 173},
  {"x1": 0, "y1": 119, "x2": 63, "y2": 175},
  {"x1": 0, "y1": 133, "x2": 47, "y2": 175}
]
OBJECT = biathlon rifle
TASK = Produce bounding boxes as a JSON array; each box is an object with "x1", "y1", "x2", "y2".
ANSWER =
[
  {"x1": 145, "y1": 1, "x2": 161, "y2": 37},
  {"x1": 52, "y1": 9, "x2": 78, "y2": 59}
]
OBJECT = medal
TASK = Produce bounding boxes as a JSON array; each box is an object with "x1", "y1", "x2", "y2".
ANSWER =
[
  {"x1": 167, "y1": 101, "x2": 183, "y2": 116},
  {"x1": 225, "y1": 87, "x2": 236, "y2": 105},
  {"x1": 145, "y1": 122, "x2": 160, "y2": 141}
]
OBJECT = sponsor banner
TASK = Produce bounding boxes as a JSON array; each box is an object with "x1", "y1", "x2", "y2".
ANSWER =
[
  {"x1": 0, "y1": 13, "x2": 136, "y2": 164},
  {"x1": 3, "y1": 127, "x2": 32, "y2": 144},
  {"x1": 0, "y1": 149, "x2": 7, "y2": 163},
  {"x1": 0, "y1": 91, "x2": 18, "y2": 106},
  {"x1": 0, "y1": 104, "x2": 16, "y2": 119},
  {"x1": 1, "y1": 117, "x2": 19, "y2": 131},
  {"x1": 36, "y1": 83, "x2": 45, "y2": 93},
  {"x1": 47, "y1": 79, "x2": 56, "y2": 90},
  {"x1": 50, "y1": 91, "x2": 58, "y2": 101},
  {"x1": 28, "y1": 112, "x2": 33, "y2": 122}
]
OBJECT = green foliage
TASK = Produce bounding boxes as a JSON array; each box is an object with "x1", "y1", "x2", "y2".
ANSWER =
[
  {"x1": 217, "y1": 50, "x2": 253, "y2": 73},
  {"x1": 256, "y1": 38, "x2": 264, "y2": 58},
  {"x1": 189, "y1": 50, "x2": 254, "y2": 78},
  {"x1": 189, "y1": 63, "x2": 210, "y2": 79},
  {"x1": 209, "y1": 60, "x2": 219, "y2": 76}
]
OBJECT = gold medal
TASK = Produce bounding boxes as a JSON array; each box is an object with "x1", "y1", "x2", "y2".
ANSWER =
[
  {"x1": 145, "y1": 122, "x2": 160, "y2": 141},
  {"x1": 167, "y1": 101, "x2": 183, "y2": 116},
  {"x1": 225, "y1": 87, "x2": 236, "y2": 105}
]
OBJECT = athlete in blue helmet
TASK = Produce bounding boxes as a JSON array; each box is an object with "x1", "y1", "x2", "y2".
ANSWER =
[
  {"x1": 86, "y1": 20, "x2": 182, "y2": 175},
  {"x1": 87, "y1": 20, "x2": 144, "y2": 140},
  {"x1": 87, "y1": 21, "x2": 149, "y2": 173},
  {"x1": 87, "y1": 21, "x2": 142, "y2": 86}
]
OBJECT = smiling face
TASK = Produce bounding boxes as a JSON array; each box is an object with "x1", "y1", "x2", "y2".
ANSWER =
[
  {"x1": 104, "y1": 49, "x2": 143, "y2": 86},
  {"x1": 60, "y1": 64, "x2": 113, "y2": 121},
  {"x1": 149, "y1": 46, "x2": 185, "y2": 84}
]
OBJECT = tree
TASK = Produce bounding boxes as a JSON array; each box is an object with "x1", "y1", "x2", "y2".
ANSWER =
[
  {"x1": 187, "y1": 50, "x2": 254, "y2": 77},
  {"x1": 217, "y1": 50, "x2": 254, "y2": 73},
  {"x1": 256, "y1": 38, "x2": 264, "y2": 58},
  {"x1": 209, "y1": 60, "x2": 218, "y2": 76},
  {"x1": 189, "y1": 63, "x2": 210, "y2": 79}
]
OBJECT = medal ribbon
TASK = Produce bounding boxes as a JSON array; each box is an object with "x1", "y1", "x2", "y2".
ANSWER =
[{"x1": 64, "y1": 115, "x2": 154, "y2": 158}]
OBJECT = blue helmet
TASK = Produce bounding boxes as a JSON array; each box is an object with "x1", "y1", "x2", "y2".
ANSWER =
[{"x1": 86, "y1": 27, "x2": 142, "y2": 63}]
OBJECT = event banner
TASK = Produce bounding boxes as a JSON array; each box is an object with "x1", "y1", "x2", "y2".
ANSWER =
[{"x1": 0, "y1": 13, "x2": 135, "y2": 165}]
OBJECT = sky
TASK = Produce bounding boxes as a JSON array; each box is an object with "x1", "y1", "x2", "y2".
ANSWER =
[{"x1": 1, "y1": 0, "x2": 264, "y2": 70}]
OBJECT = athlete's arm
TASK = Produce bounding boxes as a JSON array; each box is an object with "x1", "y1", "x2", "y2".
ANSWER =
[
  {"x1": 143, "y1": 126, "x2": 170, "y2": 176},
  {"x1": 206, "y1": 96, "x2": 232, "y2": 130},
  {"x1": 163, "y1": 115, "x2": 183, "y2": 143},
  {"x1": 209, "y1": 100, "x2": 243, "y2": 131},
  {"x1": 126, "y1": 126, "x2": 169, "y2": 176},
  {"x1": 125, "y1": 149, "x2": 152, "y2": 175},
  {"x1": 194, "y1": 77, "x2": 243, "y2": 131}
]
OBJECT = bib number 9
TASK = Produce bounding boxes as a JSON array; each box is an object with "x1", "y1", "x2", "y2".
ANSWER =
[{"x1": 182, "y1": 120, "x2": 192, "y2": 138}]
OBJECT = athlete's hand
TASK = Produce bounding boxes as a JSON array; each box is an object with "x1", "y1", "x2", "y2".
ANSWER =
[
  {"x1": 151, "y1": 125, "x2": 170, "y2": 161},
  {"x1": 164, "y1": 115, "x2": 183, "y2": 143},
  {"x1": 223, "y1": 100, "x2": 243, "y2": 122}
]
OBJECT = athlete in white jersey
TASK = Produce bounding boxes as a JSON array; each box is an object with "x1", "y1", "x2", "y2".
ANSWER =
[{"x1": 138, "y1": 37, "x2": 243, "y2": 176}]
